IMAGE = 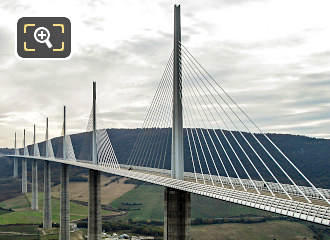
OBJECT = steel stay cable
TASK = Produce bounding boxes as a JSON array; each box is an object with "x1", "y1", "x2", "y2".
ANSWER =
[
  {"x1": 182, "y1": 61, "x2": 245, "y2": 190},
  {"x1": 154, "y1": 84, "x2": 173, "y2": 169},
  {"x1": 183, "y1": 108, "x2": 206, "y2": 184},
  {"x1": 185, "y1": 126, "x2": 199, "y2": 183},
  {"x1": 182, "y1": 54, "x2": 260, "y2": 193},
  {"x1": 182, "y1": 70, "x2": 234, "y2": 189},
  {"x1": 97, "y1": 139, "x2": 106, "y2": 166},
  {"x1": 182, "y1": 48, "x2": 305, "y2": 201},
  {"x1": 132, "y1": 53, "x2": 174, "y2": 167},
  {"x1": 97, "y1": 130, "x2": 108, "y2": 166},
  {"x1": 161, "y1": 127, "x2": 171, "y2": 169},
  {"x1": 182, "y1": 44, "x2": 328, "y2": 204},
  {"x1": 156, "y1": 116, "x2": 171, "y2": 169},
  {"x1": 183, "y1": 99, "x2": 216, "y2": 186},
  {"x1": 169, "y1": 51, "x2": 206, "y2": 183},
  {"x1": 181, "y1": 46, "x2": 296, "y2": 199},
  {"x1": 182, "y1": 48, "x2": 284, "y2": 196},
  {"x1": 128, "y1": 51, "x2": 174, "y2": 166},
  {"x1": 98, "y1": 130, "x2": 113, "y2": 168},
  {"x1": 107, "y1": 132, "x2": 120, "y2": 169},
  {"x1": 155, "y1": 60, "x2": 175, "y2": 170},
  {"x1": 158, "y1": 55, "x2": 178, "y2": 170},
  {"x1": 182, "y1": 70, "x2": 225, "y2": 187},
  {"x1": 97, "y1": 130, "x2": 110, "y2": 166},
  {"x1": 99, "y1": 130, "x2": 116, "y2": 168},
  {"x1": 103, "y1": 130, "x2": 120, "y2": 168},
  {"x1": 180, "y1": 44, "x2": 315, "y2": 203},
  {"x1": 182, "y1": 72, "x2": 239, "y2": 189},
  {"x1": 144, "y1": 56, "x2": 174, "y2": 168},
  {"x1": 139, "y1": 55, "x2": 175, "y2": 167},
  {"x1": 130, "y1": 55, "x2": 174, "y2": 167},
  {"x1": 183, "y1": 71, "x2": 269, "y2": 194}
]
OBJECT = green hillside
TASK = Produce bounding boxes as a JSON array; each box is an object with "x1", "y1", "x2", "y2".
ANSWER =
[
  {"x1": 111, "y1": 184, "x2": 164, "y2": 221},
  {"x1": 111, "y1": 183, "x2": 275, "y2": 221},
  {"x1": 1, "y1": 129, "x2": 330, "y2": 188},
  {"x1": 190, "y1": 221, "x2": 316, "y2": 240},
  {"x1": 0, "y1": 129, "x2": 330, "y2": 239},
  {"x1": 0, "y1": 192, "x2": 113, "y2": 224}
]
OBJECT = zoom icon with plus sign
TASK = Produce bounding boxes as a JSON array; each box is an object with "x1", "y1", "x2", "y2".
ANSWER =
[{"x1": 17, "y1": 17, "x2": 71, "y2": 58}]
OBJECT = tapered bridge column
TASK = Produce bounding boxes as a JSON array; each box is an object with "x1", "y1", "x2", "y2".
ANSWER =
[
  {"x1": 88, "y1": 169, "x2": 101, "y2": 240},
  {"x1": 31, "y1": 159, "x2": 38, "y2": 210},
  {"x1": 164, "y1": 188, "x2": 191, "y2": 240},
  {"x1": 13, "y1": 132, "x2": 18, "y2": 178},
  {"x1": 13, "y1": 158, "x2": 18, "y2": 178},
  {"x1": 43, "y1": 118, "x2": 52, "y2": 229},
  {"x1": 22, "y1": 158, "x2": 27, "y2": 193},
  {"x1": 60, "y1": 164, "x2": 70, "y2": 240},
  {"x1": 165, "y1": 5, "x2": 191, "y2": 240},
  {"x1": 60, "y1": 106, "x2": 70, "y2": 240},
  {"x1": 88, "y1": 81, "x2": 102, "y2": 240},
  {"x1": 31, "y1": 124, "x2": 38, "y2": 210},
  {"x1": 22, "y1": 129, "x2": 27, "y2": 193},
  {"x1": 43, "y1": 161, "x2": 52, "y2": 228}
]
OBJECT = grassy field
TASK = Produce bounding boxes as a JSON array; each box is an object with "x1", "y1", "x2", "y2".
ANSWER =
[
  {"x1": 111, "y1": 184, "x2": 275, "y2": 221},
  {"x1": 190, "y1": 221, "x2": 316, "y2": 240},
  {"x1": 0, "y1": 225, "x2": 84, "y2": 240},
  {"x1": 0, "y1": 179, "x2": 328, "y2": 240},
  {"x1": 0, "y1": 209, "x2": 10, "y2": 215},
  {"x1": 0, "y1": 235, "x2": 39, "y2": 240},
  {"x1": 111, "y1": 183, "x2": 164, "y2": 221},
  {"x1": 52, "y1": 175, "x2": 136, "y2": 205},
  {"x1": 0, "y1": 192, "x2": 115, "y2": 224},
  {"x1": 0, "y1": 225, "x2": 40, "y2": 240},
  {"x1": 0, "y1": 224, "x2": 39, "y2": 233},
  {"x1": 0, "y1": 194, "x2": 30, "y2": 210},
  {"x1": 191, "y1": 194, "x2": 275, "y2": 218}
]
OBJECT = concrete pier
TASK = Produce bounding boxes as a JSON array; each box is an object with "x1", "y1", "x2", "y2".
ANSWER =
[
  {"x1": 13, "y1": 132, "x2": 18, "y2": 178},
  {"x1": 164, "y1": 187, "x2": 191, "y2": 240},
  {"x1": 60, "y1": 164, "x2": 70, "y2": 240},
  {"x1": 43, "y1": 161, "x2": 52, "y2": 229},
  {"x1": 22, "y1": 129, "x2": 27, "y2": 193},
  {"x1": 31, "y1": 159, "x2": 38, "y2": 210},
  {"x1": 88, "y1": 82, "x2": 101, "y2": 240},
  {"x1": 13, "y1": 158, "x2": 18, "y2": 178},
  {"x1": 88, "y1": 169, "x2": 101, "y2": 240},
  {"x1": 22, "y1": 159, "x2": 27, "y2": 193}
]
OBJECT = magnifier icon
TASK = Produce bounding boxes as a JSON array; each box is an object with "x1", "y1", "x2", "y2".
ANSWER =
[{"x1": 34, "y1": 27, "x2": 53, "y2": 48}]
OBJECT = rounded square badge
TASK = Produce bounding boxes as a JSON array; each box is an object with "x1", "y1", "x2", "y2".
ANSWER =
[{"x1": 17, "y1": 17, "x2": 71, "y2": 58}]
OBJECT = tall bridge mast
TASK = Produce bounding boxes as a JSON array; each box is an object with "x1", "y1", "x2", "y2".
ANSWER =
[
  {"x1": 165, "y1": 5, "x2": 191, "y2": 240},
  {"x1": 171, "y1": 4, "x2": 184, "y2": 180}
]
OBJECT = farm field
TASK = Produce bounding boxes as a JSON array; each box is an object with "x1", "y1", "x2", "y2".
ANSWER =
[
  {"x1": 0, "y1": 225, "x2": 85, "y2": 240},
  {"x1": 111, "y1": 184, "x2": 275, "y2": 221},
  {"x1": 0, "y1": 192, "x2": 116, "y2": 224},
  {"x1": 190, "y1": 221, "x2": 316, "y2": 240},
  {"x1": 51, "y1": 175, "x2": 136, "y2": 204},
  {"x1": 0, "y1": 176, "x2": 329, "y2": 240}
]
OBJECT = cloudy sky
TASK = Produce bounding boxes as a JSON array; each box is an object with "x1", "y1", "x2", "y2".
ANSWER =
[{"x1": 1, "y1": 0, "x2": 330, "y2": 147}]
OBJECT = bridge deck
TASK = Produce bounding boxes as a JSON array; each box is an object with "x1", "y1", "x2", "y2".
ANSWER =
[
  {"x1": 120, "y1": 164, "x2": 330, "y2": 202},
  {"x1": 7, "y1": 155, "x2": 330, "y2": 226}
]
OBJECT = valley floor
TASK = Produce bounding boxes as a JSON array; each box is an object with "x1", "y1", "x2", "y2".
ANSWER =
[{"x1": 0, "y1": 175, "x2": 329, "y2": 240}]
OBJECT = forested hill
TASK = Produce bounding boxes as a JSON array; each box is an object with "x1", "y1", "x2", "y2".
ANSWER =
[{"x1": 0, "y1": 129, "x2": 329, "y2": 188}]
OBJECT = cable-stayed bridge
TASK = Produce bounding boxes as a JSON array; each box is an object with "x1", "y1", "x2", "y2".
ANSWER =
[{"x1": 3, "y1": 5, "x2": 329, "y2": 240}]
